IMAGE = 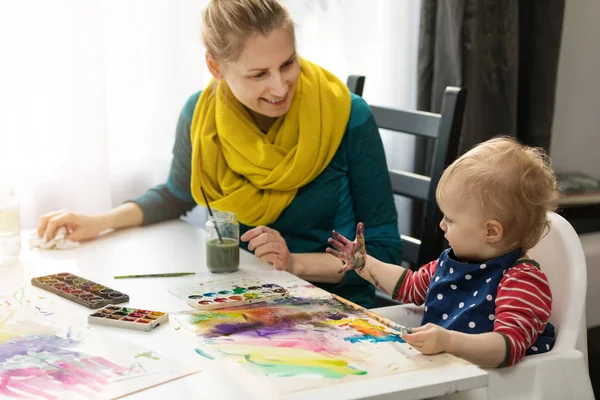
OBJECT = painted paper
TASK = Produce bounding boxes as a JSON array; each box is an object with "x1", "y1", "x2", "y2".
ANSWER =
[
  {"x1": 173, "y1": 283, "x2": 468, "y2": 396},
  {"x1": 0, "y1": 297, "x2": 199, "y2": 399}
]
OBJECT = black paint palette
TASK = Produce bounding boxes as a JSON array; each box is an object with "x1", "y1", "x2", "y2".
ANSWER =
[
  {"x1": 185, "y1": 278, "x2": 289, "y2": 310},
  {"x1": 31, "y1": 273, "x2": 129, "y2": 309},
  {"x1": 88, "y1": 305, "x2": 168, "y2": 331}
]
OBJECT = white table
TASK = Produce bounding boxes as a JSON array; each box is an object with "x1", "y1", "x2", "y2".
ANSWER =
[{"x1": 2, "y1": 220, "x2": 488, "y2": 399}]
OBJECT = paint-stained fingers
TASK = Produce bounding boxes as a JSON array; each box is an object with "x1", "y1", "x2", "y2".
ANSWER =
[
  {"x1": 326, "y1": 247, "x2": 345, "y2": 258},
  {"x1": 331, "y1": 230, "x2": 352, "y2": 246},
  {"x1": 355, "y1": 222, "x2": 365, "y2": 240},
  {"x1": 326, "y1": 248, "x2": 350, "y2": 274},
  {"x1": 339, "y1": 257, "x2": 365, "y2": 273},
  {"x1": 326, "y1": 247, "x2": 346, "y2": 260},
  {"x1": 337, "y1": 260, "x2": 362, "y2": 274},
  {"x1": 327, "y1": 238, "x2": 348, "y2": 253}
]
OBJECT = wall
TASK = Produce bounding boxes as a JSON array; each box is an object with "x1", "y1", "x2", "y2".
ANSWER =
[
  {"x1": 550, "y1": 0, "x2": 600, "y2": 178},
  {"x1": 552, "y1": 1, "x2": 600, "y2": 331}
]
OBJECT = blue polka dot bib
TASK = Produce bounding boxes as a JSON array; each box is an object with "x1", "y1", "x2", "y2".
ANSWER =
[
  {"x1": 421, "y1": 248, "x2": 522, "y2": 333},
  {"x1": 421, "y1": 248, "x2": 555, "y2": 356}
]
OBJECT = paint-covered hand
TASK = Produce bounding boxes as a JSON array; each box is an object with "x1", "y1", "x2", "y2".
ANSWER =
[
  {"x1": 241, "y1": 226, "x2": 293, "y2": 271},
  {"x1": 402, "y1": 323, "x2": 451, "y2": 355},
  {"x1": 326, "y1": 222, "x2": 367, "y2": 274}
]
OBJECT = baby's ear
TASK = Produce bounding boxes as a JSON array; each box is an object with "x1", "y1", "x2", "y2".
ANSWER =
[{"x1": 484, "y1": 219, "x2": 504, "y2": 243}]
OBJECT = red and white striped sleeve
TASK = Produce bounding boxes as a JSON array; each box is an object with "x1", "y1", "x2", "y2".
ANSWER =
[
  {"x1": 493, "y1": 262, "x2": 552, "y2": 366},
  {"x1": 392, "y1": 260, "x2": 438, "y2": 305}
]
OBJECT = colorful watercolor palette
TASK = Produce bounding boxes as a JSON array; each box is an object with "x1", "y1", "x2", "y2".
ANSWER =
[
  {"x1": 185, "y1": 279, "x2": 289, "y2": 310},
  {"x1": 88, "y1": 305, "x2": 168, "y2": 331},
  {"x1": 31, "y1": 273, "x2": 129, "y2": 309}
]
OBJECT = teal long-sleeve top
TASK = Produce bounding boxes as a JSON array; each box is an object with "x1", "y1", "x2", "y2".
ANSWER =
[{"x1": 130, "y1": 91, "x2": 402, "y2": 308}]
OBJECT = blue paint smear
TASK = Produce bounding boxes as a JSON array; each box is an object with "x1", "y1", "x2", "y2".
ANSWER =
[
  {"x1": 195, "y1": 348, "x2": 215, "y2": 360},
  {"x1": 344, "y1": 334, "x2": 405, "y2": 344}
]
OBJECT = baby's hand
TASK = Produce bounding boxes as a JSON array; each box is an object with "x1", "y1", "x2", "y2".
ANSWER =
[
  {"x1": 326, "y1": 222, "x2": 367, "y2": 274},
  {"x1": 402, "y1": 323, "x2": 451, "y2": 355}
]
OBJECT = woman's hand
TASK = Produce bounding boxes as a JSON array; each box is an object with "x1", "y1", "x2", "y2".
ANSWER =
[
  {"x1": 37, "y1": 210, "x2": 108, "y2": 242},
  {"x1": 326, "y1": 222, "x2": 367, "y2": 274},
  {"x1": 402, "y1": 323, "x2": 452, "y2": 355},
  {"x1": 241, "y1": 226, "x2": 292, "y2": 271}
]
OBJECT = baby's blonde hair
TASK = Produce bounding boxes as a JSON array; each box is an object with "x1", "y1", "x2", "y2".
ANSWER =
[
  {"x1": 436, "y1": 136, "x2": 560, "y2": 250},
  {"x1": 202, "y1": 0, "x2": 294, "y2": 64}
]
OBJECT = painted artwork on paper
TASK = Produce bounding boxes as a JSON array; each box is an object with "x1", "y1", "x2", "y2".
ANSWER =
[
  {"x1": 173, "y1": 284, "x2": 467, "y2": 396},
  {"x1": 0, "y1": 298, "x2": 199, "y2": 399}
]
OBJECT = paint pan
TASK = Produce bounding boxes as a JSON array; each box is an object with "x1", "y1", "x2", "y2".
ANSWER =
[
  {"x1": 31, "y1": 273, "x2": 129, "y2": 309},
  {"x1": 88, "y1": 305, "x2": 168, "y2": 332},
  {"x1": 185, "y1": 278, "x2": 289, "y2": 311}
]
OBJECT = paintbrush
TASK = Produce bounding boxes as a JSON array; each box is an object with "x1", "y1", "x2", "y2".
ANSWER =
[
  {"x1": 114, "y1": 272, "x2": 196, "y2": 279},
  {"x1": 200, "y1": 187, "x2": 224, "y2": 244},
  {"x1": 332, "y1": 293, "x2": 413, "y2": 336}
]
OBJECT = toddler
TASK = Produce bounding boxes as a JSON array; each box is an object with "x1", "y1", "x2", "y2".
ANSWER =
[{"x1": 327, "y1": 137, "x2": 560, "y2": 368}]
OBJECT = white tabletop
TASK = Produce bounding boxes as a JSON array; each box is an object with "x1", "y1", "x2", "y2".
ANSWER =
[{"x1": 1, "y1": 220, "x2": 487, "y2": 400}]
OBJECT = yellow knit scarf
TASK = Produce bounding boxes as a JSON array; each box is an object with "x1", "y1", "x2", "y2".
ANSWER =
[{"x1": 190, "y1": 58, "x2": 351, "y2": 226}]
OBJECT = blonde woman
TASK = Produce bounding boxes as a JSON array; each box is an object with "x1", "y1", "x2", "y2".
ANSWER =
[{"x1": 37, "y1": 0, "x2": 402, "y2": 308}]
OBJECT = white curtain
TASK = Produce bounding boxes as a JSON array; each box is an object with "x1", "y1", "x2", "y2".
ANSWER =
[
  {"x1": 0, "y1": 0, "x2": 211, "y2": 228},
  {"x1": 0, "y1": 0, "x2": 420, "y2": 234}
]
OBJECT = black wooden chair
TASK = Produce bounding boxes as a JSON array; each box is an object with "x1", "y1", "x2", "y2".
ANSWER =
[
  {"x1": 346, "y1": 75, "x2": 365, "y2": 97},
  {"x1": 370, "y1": 86, "x2": 467, "y2": 270},
  {"x1": 346, "y1": 76, "x2": 466, "y2": 306}
]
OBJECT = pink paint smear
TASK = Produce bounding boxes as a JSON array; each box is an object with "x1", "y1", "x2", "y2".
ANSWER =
[{"x1": 0, "y1": 335, "x2": 131, "y2": 399}]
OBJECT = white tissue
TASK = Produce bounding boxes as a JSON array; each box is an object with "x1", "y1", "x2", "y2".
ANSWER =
[{"x1": 29, "y1": 226, "x2": 79, "y2": 250}]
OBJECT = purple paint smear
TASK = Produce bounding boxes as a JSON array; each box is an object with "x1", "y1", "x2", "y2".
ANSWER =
[
  {"x1": 198, "y1": 297, "x2": 404, "y2": 345},
  {"x1": 35, "y1": 306, "x2": 53, "y2": 317},
  {"x1": 211, "y1": 322, "x2": 263, "y2": 336},
  {"x1": 0, "y1": 334, "x2": 130, "y2": 399},
  {"x1": 0, "y1": 335, "x2": 78, "y2": 364}
]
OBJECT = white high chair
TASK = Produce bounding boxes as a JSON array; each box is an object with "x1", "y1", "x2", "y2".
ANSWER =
[{"x1": 374, "y1": 212, "x2": 595, "y2": 400}]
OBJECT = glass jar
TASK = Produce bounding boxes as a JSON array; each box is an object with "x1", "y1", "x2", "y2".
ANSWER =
[
  {"x1": 0, "y1": 187, "x2": 21, "y2": 266},
  {"x1": 205, "y1": 211, "x2": 239, "y2": 273}
]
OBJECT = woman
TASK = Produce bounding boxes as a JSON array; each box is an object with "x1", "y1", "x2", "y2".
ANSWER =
[{"x1": 37, "y1": 0, "x2": 402, "y2": 308}]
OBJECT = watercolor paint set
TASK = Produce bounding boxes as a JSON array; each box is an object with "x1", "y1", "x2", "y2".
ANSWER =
[
  {"x1": 31, "y1": 273, "x2": 129, "y2": 309},
  {"x1": 182, "y1": 278, "x2": 289, "y2": 310},
  {"x1": 88, "y1": 305, "x2": 168, "y2": 331}
]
